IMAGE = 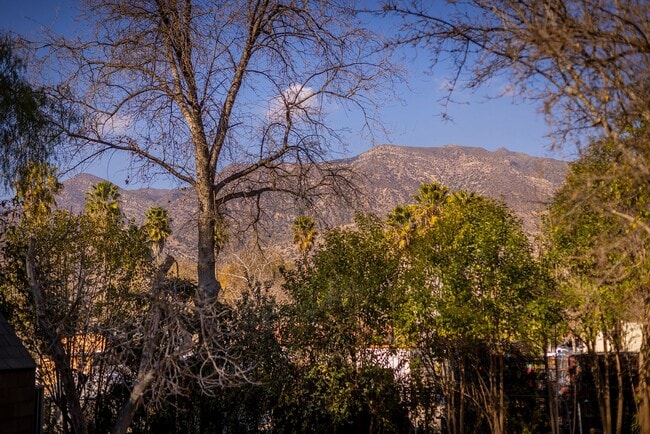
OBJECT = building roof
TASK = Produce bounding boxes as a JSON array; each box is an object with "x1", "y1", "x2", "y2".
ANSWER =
[{"x1": 0, "y1": 312, "x2": 36, "y2": 371}]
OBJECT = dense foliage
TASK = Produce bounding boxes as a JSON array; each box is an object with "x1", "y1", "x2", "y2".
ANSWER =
[
  {"x1": 0, "y1": 35, "x2": 65, "y2": 191},
  {"x1": 545, "y1": 133, "x2": 650, "y2": 434}
]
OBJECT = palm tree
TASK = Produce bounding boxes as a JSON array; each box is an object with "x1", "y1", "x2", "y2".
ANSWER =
[
  {"x1": 388, "y1": 183, "x2": 452, "y2": 248},
  {"x1": 292, "y1": 215, "x2": 317, "y2": 258},
  {"x1": 414, "y1": 182, "x2": 449, "y2": 208},
  {"x1": 145, "y1": 206, "x2": 171, "y2": 257},
  {"x1": 85, "y1": 181, "x2": 121, "y2": 225},
  {"x1": 387, "y1": 205, "x2": 416, "y2": 249},
  {"x1": 413, "y1": 183, "x2": 449, "y2": 228},
  {"x1": 448, "y1": 190, "x2": 477, "y2": 206}
]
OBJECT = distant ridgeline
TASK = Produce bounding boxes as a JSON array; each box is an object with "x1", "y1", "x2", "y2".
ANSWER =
[{"x1": 57, "y1": 145, "x2": 567, "y2": 261}]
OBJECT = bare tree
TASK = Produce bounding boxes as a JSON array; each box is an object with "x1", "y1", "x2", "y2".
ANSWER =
[
  {"x1": 378, "y1": 0, "x2": 650, "y2": 225},
  {"x1": 48, "y1": 0, "x2": 393, "y2": 299},
  {"x1": 109, "y1": 256, "x2": 251, "y2": 434}
]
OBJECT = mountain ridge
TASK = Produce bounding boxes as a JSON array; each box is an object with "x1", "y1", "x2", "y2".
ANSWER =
[{"x1": 57, "y1": 144, "x2": 568, "y2": 261}]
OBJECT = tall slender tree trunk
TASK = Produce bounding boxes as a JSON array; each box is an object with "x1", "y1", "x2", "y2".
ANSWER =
[
  {"x1": 489, "y1": 352, "x2": 497, "y2": 434},
  {"x1": 498, "y1": 354, "x2": 505, "y2": 434},
  {"x1": 615, "y1": 347, "x2": 623, "y2": 434},
  {"x1": 444, "y1": 354, "x2": 463, "y2": 434},
  {"x1": 545, "y1": 347, "x2": 560, "y2": 434},
  {"x1": 444, "y1": 358, "x2": 454, "y2": 434},
  {"x1": 591, "y1": 337, "x2": 613, "y2": 434},
  {"x1": 459, "y1": 359, "x2": 465, "y2": 434},
  {"x1": 488, "y1": 352, "x2": 505, "y2": 434}
]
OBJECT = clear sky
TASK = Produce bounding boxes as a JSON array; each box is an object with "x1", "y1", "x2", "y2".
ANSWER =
[{"x1": 0, "y1": 0, "x2": 568, "y2": 188}]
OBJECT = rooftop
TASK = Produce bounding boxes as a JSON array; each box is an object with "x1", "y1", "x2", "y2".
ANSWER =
[{"x1": 0, "y1": 312, "x2": 36, "y2": 371}]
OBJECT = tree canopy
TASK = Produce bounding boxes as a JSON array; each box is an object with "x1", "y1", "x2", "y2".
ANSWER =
[{"x1": 0, "y1": 35, "x2": 64, "y2": 190}]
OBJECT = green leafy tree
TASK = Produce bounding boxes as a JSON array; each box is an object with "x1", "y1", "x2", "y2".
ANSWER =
[
  {"x1": 4, "y1": 174, "x2": 154, "y2": 433},
  {"x1": 545, "y1": 137, "x2": 649, "y2": 434},
  {"x1": 1, "y1": 169, "x2": 248, "y2": 433},
  {"x1": 4, "y1": 171, "x2": 139, "y2": 433},
  {"x1": 281, "y1": 214, "x2": 410, "y2": 432},
  {"x1": 383, "y1": 4, "x2": 650, "y2": 423},
  {"x1": 398, "y1": 185, "x2": 553, "y2": 434},
  {"x1": 0, "y1": 35, "x2": 63, "y2": 190},
  {"x1": 6, "y1": 165, "x2": 86, "y2": 433}
]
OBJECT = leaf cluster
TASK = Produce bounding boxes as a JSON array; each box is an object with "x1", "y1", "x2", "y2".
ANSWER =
[{"x1": 0, "y1": 35, "x2": 67, "y2": 191}]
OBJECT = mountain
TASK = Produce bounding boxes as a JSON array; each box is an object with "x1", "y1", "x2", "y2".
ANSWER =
[
  {"x1": 57, "y1": 145, "x2": 568, "y2": 261},
  {"x1": 350, "y1": 145, "x2": 566, "y2": 233}
]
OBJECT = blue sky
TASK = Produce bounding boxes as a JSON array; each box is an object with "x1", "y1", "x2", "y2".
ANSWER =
[{"x1": 1, "y1": 0, "x2": 568, "y2": 188}]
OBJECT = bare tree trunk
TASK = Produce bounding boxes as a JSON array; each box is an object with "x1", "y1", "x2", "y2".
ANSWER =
[
  {"x1": 497, "y1": 354, "x2": 505, "y2": 434},
  {"x1": 443, "y1": 359, "x2": 453, "y2": 434},
  {"x1": 488, "y1": 352, "x2": 505, "y2": 434},
  {"x1": 591, "y1": 338, "x2": 613, "y2": 434},
  {"x1": 110, "y1": 255, "x2": 174, "y2": 434},
  {"x1": 459, "y1": 359, "x2": 465, "y2": 434},
  {"x1": 443, "y1": 358, "x2": 454, "y2": 434},
  {"x1": 444, "y1": 351, "x2": 465, "y2": 434},
  {"x1": 196, "y1": 178, "x2": 220, "y2": 298},
  {"x1": 110, "y1": 369, "x2": 155, "y2": 434},
  {"x1": 489, "y1": 352, "x2": 497, "y2": 434}
]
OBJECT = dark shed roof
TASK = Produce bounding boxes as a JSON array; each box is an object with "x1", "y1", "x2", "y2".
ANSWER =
[{"x1": 0, "y1": 312, "x2": 36, "y2": 371}]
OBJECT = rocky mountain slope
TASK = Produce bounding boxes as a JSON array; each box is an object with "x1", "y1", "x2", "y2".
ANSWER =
[
  {"x1": 351, "y1": 145, "x2": 565, "y2": 232},
  {"x1": 57, "y1": 144, "x2": 567, "y2": 261}
]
